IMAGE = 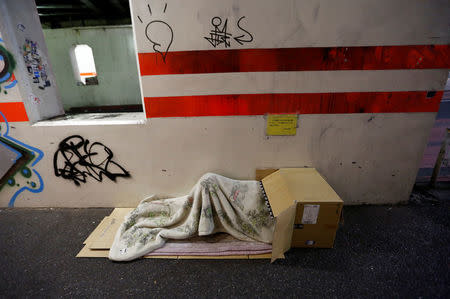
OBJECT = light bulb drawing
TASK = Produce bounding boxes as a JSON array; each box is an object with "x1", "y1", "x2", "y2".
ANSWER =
[{"x1": 137, "y1": 2, "x2": 173, "y2": 63}]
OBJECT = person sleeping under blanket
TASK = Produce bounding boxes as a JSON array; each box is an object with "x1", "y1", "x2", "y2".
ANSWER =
[{"x1": 109, "y1": 173, "x2": 275, "y2": 261}]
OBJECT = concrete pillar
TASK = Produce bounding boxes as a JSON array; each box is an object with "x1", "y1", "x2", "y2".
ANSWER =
[{"x1": 0, "y1": 0, "x2": 64, "y2": 123}]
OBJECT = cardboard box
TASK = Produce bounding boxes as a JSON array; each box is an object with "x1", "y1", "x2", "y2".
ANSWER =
[{"x1": 259, "y1": 168, "x2": 343, "y2": 261}]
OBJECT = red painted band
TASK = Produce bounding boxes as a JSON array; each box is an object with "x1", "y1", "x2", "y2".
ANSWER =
[
  {"x1": 144, "y1": 91, "x2": 443, "y2": 118},
  {"x1": 0, "y1": 102, "x2": 29, "y2": 122},
  {"x1": 139, "y1": 45, "x2": 450, "y2": 76}
]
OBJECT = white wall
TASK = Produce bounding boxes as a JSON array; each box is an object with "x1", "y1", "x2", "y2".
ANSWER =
[
  {"x1": 0, "y1": 113, "x2": 436, "y2": 207},
  {"x1": 131, "y1": 0, "x2": 450, "y2": 52}
]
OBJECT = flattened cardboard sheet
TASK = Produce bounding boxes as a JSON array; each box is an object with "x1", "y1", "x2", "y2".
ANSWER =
[
  {"x1": 270, "y1": 202, "x2": 296, "y2": 262},
  {"x1": 77, "y1": 245, "x2": 271, "y2": 260},
  {"x1": 109, "y1": 208, "x2": 134, "y2": 219},
  {"x1": 261, "y1": 171, "x2": 294, "y2": 217},
  {"x1": 83, "y1": 216, "x2": 108, "y2": 245},
  {"x1": 77, "y1": 245, "x2": 109, "y2": 258},
  {"x1": 84, "y1": 208, "x2": 133, "y2": 247},
  {"x1": 77, "y1": 208, "x2": 272, "y2": 260},
  {"x1": 87, "y1": 217, "x2": 122, "y2": 250}
]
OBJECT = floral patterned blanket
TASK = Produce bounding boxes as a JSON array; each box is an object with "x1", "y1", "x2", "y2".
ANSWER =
[{"x1": 109, "y1": 173, "x2": 275, "y2": 261}]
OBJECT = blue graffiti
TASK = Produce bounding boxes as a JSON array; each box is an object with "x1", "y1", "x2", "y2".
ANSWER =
[
  {"x1": 0, "y1": 38, "x2": 18, "y2": 90},
  {"x1": 4, "y1": 78, "x2": 17, "y2": 89},
  {"x1": 8, "y1": 169, "x2": 44, "y2": 207},
  {"x1": 0, "y1": 111, "x2": 44, "y2": 207},
  {"x1": 1, "y1": 112, "x2": 43, "y2": 166},
  {"x1": 0, "y1": 72, "x2": 9, "y2": 82}
]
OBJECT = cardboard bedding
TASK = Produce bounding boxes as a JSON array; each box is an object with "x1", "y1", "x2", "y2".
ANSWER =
[
  {"x1": 78, "y1": 173, "x2": 275, "y2": 260},
  {"x1": 78, "y1": 168, "x2": 344, "y2": 261},
  {"x1": 109, "y1": 173, "x2": 275, "y2": 261},
  {"x1": 78, "y1": 212, "x2": 272, "y2": 259}
]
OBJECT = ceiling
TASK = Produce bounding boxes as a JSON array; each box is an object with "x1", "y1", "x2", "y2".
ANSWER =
[{"x1": 35, "y1": 0, "x2": 132, "y2": 28}]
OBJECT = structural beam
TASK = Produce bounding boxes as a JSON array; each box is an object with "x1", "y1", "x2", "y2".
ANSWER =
[{"x1": 79, "y1": 0, "x2": 102, "y2": 14}]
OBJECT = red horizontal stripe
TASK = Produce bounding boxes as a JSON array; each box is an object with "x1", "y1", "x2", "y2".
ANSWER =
[
  {"x1": 79, "y1": 72, "x2": 97, "y2": 76},
  {"x1": 139, "y1": 45, "x2": 450, "y2": 76},
  {"x1": 144, "y1": 91, "x2": 442, "y2": 118},
  {"x1": 0, "y1": 102, "x2": 29, "y2": 122}
]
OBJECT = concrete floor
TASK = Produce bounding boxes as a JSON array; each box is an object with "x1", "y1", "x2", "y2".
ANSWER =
[{"x1": 1, "y1": 187, "x2": 449, "y2": 297}]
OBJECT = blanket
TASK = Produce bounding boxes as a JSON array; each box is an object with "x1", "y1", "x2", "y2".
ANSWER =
[{"x1": 109, "y1": 173, "x2": 275, "y2": 261}]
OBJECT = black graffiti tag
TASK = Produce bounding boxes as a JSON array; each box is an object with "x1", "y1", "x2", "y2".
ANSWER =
[
  {"x1": 204, "y1": 16, "x2": 253, "y2": 48},
  {"x1": 234, "y1": 16, "x2": 253, "y2": 45},
  {"x1": 53, "y1": 135, "x2": 130, "y2": 186},
  {"x1": 137, "y1": 2, "x2": 173, "y2": 63}
]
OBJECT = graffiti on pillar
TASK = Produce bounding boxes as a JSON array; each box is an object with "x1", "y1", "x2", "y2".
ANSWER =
[
  {"x1": 17, "y1": 24, "x2": 26, "y2": 32},
  {"x1": 53, "y1": 135, "x2": 131, "y2": 186},
  {"x1": 0, "y1": 111, "x2": 44, "y2": 207},
  {"x1": 0, "y1": 38, "x2": 18, "y2": 94},
  {"x1": 28, "y1": 93, "x2": 41, "y2": 104},
  {"x1": 137, "y1": 2, "x2": 173, "y2": 62},
  {"x1": 22, "y1": 39, "x2": 51, "y2": 90}
]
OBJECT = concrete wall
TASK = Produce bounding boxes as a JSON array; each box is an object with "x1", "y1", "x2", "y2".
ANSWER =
[
  {"x1": 43, "y1": 26, "x2": 141, "y2": 110},
  {"x1": 0, "y1": 113, "x2": 438, "y2": 208},
  {"x1": 0, "y1": 0, "x2": 449, "y2": 208}
]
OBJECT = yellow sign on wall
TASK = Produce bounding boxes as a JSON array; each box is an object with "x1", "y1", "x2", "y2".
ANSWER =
[{"x1": 266, "y1": 114, "x2": 298, "y2": 136}]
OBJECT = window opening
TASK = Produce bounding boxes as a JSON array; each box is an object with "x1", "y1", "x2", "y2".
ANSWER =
[{"x1": 70, "y1": 44, "x2": 98, "y2": 85}]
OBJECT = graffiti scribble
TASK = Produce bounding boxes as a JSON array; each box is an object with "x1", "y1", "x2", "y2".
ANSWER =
[
  {"x1": 138, "y1": 2, "x2": 173, "y2": 62},
  {"x1": 204, "y1": 16, "x2": 253, "y2": 48},
  {"x1": 204, "y1": 17, "x2": 232, "y2": 48},
  {"x1": 0, "y1": 111, "x2": 44, "y2": 207},
  {"x1": 53, "y1": 135, "x2": 130, "y2": 186},
  {"x1": 234, "y1": 16, "x2": 254, "y2": 45},
  {"x1": 17, "y1": 24, "x2": 26, "y2": 32},
  {"x1": 145, "y1": 20, "x2": 173, "y2": 62}
]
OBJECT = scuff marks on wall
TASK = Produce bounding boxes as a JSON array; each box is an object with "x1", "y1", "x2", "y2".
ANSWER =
[
  {"x1": 0, "y1": 111, "x2": 44, "y2": 207},
  {"x1": 53, "y1": 135, "x2": 130, "y2": 186},
  {"x1": 0, "y1": 38, "x2": 18, "y2": 94},
  {"x1": 22, "y1": 39, "x2": 51, "y2": 90}
]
